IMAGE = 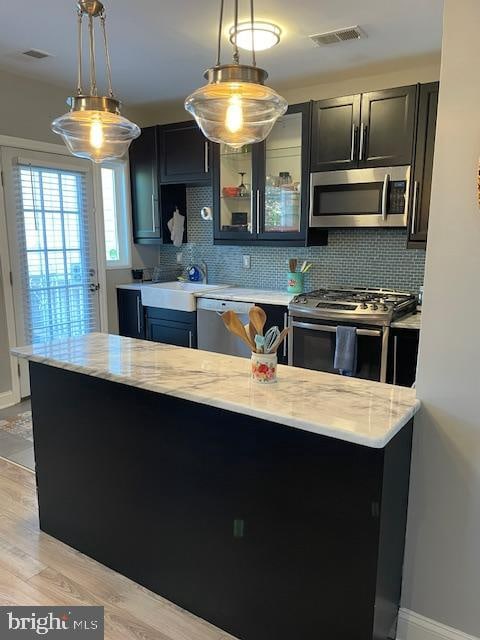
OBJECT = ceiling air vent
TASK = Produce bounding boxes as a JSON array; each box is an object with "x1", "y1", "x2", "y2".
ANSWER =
[
  {"x1": 310, "y1": 26, "x2": 366, "y2": 47},
  {"x1": 22, "y1": 49, "x2": 51, "y2": 59}
]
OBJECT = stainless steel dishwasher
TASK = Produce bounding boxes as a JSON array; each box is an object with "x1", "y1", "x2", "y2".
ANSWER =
[{"x1": 197, "y1": 298, "x2": 254, "y2": 357}]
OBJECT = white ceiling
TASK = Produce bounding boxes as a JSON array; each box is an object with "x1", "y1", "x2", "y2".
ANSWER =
[{"x1": 0, "y1": 0, "x2": 443, "y2": 107}]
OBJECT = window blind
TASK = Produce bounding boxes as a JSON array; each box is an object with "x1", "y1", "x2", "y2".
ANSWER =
[{"x1": 13, "y1": 161, "x2": 98, "y2": 344}]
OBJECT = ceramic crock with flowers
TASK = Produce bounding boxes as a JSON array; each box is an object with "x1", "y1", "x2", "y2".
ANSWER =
[{"x1": 251, "y1": 351, "x2": 277, "y2": 384}]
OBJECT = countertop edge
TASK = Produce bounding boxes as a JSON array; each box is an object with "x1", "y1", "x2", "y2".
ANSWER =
[{"x1": 12, "y1": 348, "x2": 420, "y2": 449}]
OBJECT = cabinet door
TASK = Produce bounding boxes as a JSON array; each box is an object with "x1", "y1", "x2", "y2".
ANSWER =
[
  {"x1": 359, "y1": 85, "x2": 418, "y2": 168},
  {"x1": 387, "y1": 328, "x2": 420, "y2": 387},
  {"x1": 311, "y1": 95, "x2": 361, "y2": 172},
  {"x1": 146, "y1": 318, "x2": 196, "y2": 348},
  {"x1": 159, "y1": 121, "x2": 211, "y2": 184},
  {"x1": 213, "y1": 143, "x2": 260, "y2": 243},
  {"x1": 408, "y1": 82, "x2": 439, "y2": 247},
  {"x1": 262, "y1": 304, "x2": 289, "y2": 365},
  {"x1": 257, "y1": 103, "x2": 310, "y2": 241},
  {"x1": 117, "y1": 289, "x2": 144, "y2": 339},
  {"x1": 129, "y1": 126, "x2": 161, "y2": 243}
]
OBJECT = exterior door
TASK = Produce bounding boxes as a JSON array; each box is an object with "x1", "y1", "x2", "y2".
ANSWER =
[{"x1": 2, "y1": 148, "x2": 101, "y2": 396}]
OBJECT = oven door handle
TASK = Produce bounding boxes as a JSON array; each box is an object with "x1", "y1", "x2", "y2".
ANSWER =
[{"x1": 291, "y1": 320, "x2": 382, "y2": 338}]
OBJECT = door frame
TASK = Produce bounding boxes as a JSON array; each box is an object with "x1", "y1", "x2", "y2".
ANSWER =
[{"x1": 0, "y1": 135, "x2": 109, "y2": 405}]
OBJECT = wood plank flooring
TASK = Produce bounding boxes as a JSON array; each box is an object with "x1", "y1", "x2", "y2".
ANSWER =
[{"x1": 0, "y1": 457, "x2": 237, "y2": 640}]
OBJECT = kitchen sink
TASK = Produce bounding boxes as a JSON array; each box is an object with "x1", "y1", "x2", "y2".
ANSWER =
[{"x1": 140, "y1": 281, "x2": 229, "y2": 312}]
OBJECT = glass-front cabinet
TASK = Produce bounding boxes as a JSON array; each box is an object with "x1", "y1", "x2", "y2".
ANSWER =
[{"x1": 213, "y1": 103, "x2": 326, "y2": 246}]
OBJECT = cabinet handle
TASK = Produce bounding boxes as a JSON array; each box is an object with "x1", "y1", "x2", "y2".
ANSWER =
[
  {"x1": 350, "y1": 124, "x2": 356, "y2": 161},
  {"x1": 151, "y1": 193, "x2": 156, "y2": 231},
  {"x1": 393, "y1": 335, "x2": 398, "y2": 385},
  {"x1": 136, "y1": 296, "x2": 141, "y2": 335},
  {"x1": 283, "y1": 312, "x2": 288, "y2": 358},
  {"x1": 188, "y1": 330, "x2": 193, "y2": 348},
  {"x1": 204, "y1": 141, "x2": 209, "y2": 173},
  {"x1": 359, "y1": 123, "x2": 366, "y2": 160},
  {"x1": 381, "y1": 173, "x2": 390, "y2": 220},
  {"x1": 256, "y1": 189, "x2": 260, "y2": 234},
  {"x1": 411, "y1": 181, "x2": 419, "y2": 235}
]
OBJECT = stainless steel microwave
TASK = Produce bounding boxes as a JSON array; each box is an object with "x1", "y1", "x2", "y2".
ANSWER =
[{"x1": 309, "y1": 165, "x2": 411, "y2": 228}]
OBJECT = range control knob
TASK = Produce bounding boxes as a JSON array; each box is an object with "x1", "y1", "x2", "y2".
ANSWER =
[
  {"x1": 370, "y1": 303, "x2": 378, "y2": 311},
  {"x1": 359, "y1": 302, "x2": 368, "y2": 310}
]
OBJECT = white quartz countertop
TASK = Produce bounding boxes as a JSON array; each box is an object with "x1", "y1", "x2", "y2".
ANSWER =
[
  {"x1": 391, "y1": 311, "x2": 422, "y2": 331},
  {"x1": 196, "y1": 287, "x2": 293, "y2": 306},
  {"x1": 12, "y1": 333, "x2": 419, "y2": 449}
]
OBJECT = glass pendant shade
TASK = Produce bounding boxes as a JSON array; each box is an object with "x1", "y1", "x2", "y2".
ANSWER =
[
  {"x1": 185, "y1": 66, "x2": 287, "y2": 149},
  {"x1": 52, "y1": 103, "x2": 140, "y2": 164}
]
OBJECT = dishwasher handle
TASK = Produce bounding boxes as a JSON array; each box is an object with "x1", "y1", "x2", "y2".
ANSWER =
[{"x1": 196, "y1": 298, "x2": 254, "y2": 315}]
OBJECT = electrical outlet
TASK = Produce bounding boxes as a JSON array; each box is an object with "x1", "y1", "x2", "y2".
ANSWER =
[
  {"x1": 242, "y1": 255, "x2": 251, "y2": 269},
  {"x1": 176, "y1": 252, "x2": 183, "y2": 264}
]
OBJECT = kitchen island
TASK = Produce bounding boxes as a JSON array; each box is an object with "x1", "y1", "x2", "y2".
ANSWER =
[{"x1": 12, "y1": 333, "x2": 420, "y2": 640}]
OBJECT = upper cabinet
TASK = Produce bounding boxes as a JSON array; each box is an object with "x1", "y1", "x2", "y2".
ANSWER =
[
  {"x1": 159, "y1": 121, "x2": 211, "y2": 184},
  {"x1": 311, "y1": 95, "x2": 361, "y2": 172},
  {"x1": 408, "y1": 82, "x2": 439, "y2": 248},
  {"x1": 311, "y1": 85, "x2": 418, "y2": 172},
  {"x1": 213, "y1": 103, "x2": 327, "y2": 247},
  {"x1": 129, "y1": 126, "x2": 187, "y2": 245}
]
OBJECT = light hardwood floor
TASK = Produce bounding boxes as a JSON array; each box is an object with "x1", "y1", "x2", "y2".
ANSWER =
[{"x1": 0, "y1": 457, "x2": 236, "y2": 640}]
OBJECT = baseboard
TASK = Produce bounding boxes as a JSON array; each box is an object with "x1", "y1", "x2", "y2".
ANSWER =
[
  {"x1": 0, "y1": 390, "x2": 15, "y2": 410},
  {"x1": 397, "y1": 609, "x2": 480, "y2": 640}
]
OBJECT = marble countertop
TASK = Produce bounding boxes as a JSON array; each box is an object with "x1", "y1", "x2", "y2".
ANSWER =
[
  {"x1": 391, "y1": 311, "x2": 422, "y2": 331},
  {"x1": 196, "y1": 287, "x2": 293, "y2": 306},
  {"x1": 12, "y1": 333, "x2": 419, "y2": 449}
]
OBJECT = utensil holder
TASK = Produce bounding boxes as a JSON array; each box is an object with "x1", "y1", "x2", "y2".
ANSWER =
[
  {"x1": 251, "y1": 352, "x2": 277, "y2": 384},
  {"x1": 287, "y1": 272, "x2": 304, "y2": 294}
]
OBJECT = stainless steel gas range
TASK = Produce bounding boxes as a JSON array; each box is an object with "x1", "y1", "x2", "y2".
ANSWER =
[{"x1": 288, "y1": 287, "x2": 417, "y2": 382}]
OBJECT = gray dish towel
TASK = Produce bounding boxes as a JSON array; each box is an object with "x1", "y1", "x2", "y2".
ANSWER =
[{"x1": 334, "y1": 326, "x2": 357, "y2": 376}]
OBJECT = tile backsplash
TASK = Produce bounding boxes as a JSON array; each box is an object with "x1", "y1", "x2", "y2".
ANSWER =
[{"x1": 158, "y1": 187, "x2": 426, "y2": 293}]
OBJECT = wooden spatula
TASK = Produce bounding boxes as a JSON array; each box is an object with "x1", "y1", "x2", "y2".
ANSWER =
[
  {"x1": 249, "y1": 306, "x2": 267, "y2": 337},
  {"x1": 222, "y1": 310, "x2": 256, "y2": 351}
]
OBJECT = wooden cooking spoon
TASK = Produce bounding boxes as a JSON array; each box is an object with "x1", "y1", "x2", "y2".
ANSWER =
[
  {"x1": 221, "y1": 310, "x2": 256, "y2": 351},
  {"x1": 249, "y1": 306, "x2": 267, "y2": 337}
]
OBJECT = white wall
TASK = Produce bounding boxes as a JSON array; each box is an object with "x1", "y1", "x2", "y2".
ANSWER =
[{"x1": 401, "y1": 1, "x2": 480, "y2": 637}]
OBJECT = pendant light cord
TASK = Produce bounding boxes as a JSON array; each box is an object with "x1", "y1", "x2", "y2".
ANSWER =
[
  {"x1": 88, "y1": 14, "x2": 98, "y2": 96},
  {"x1": 100, "y1": 9, "x2": 114, "y2": 97},
  {"x1": 76, "y1": 9, "x2": 83, "y2": 95},
  {"x1": 233, "y1": 0, "x2": 239, "y2": 64},
  {"x1": 216, "y1": 0, "x2": 225, "y2": 67},
  {"x1": 250, "y1": 0, "x2": 256, "y2": 67}
]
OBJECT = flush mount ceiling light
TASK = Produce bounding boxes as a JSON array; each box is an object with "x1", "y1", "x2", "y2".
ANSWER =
[
  {"x1": 51, "y1": 0, "x2": 140, "y2": 163},
  {"x1": 229, "y1": 21, "x2": 281, "y2": 51},
  {"x1": 185, "y1": 0, "x2": 287, "y2": 149}
]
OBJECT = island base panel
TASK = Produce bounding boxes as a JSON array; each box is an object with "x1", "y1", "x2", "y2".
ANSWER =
[{"x1": 29, "y1": 362, "x2": 412, "y2": 640}]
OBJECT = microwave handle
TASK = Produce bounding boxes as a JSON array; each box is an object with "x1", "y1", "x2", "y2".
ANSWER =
[{"x1": 381, "y1": 173, "x2": 390, "y2": 220}]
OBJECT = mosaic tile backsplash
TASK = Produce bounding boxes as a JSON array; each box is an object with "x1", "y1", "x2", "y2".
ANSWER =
[{"x1": 158, "y1": 187, "x2": 426, "y2": 293}]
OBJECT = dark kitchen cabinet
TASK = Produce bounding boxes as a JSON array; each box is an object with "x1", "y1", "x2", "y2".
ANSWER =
[
  {"x1": 408, "y1": 82, "x2": 439, "y2": 248},
  {"x1": 387, "y1": 327, "x2": 420, "y2": 387},
  {"x1": 359, "y1": 85, "x2": 418, "y2": 168},
  {"x1": 145, "y1": 307, "x2": 197, "y2": 348},
  {"x1": 311, "y1": 85, "x2": 418, "y2": 171},
  {"x1": 117, "y1": 289, "x2": 145, "y2": 339},
  {"x1": 129, "y1": 126, "x2": 187, "y2": 245},
  {"x1": 262, "y1": 304, "x2": 289, "y2": 365},
  {"x1": 159, "y1": 121, "x2": 212, "y2": 185},
  {"x1": 310, "y1": 94, "x2": 361, "y2": 172},
  {"x1": 213, "y1": 103, "x2": 328, "y2": 247}
]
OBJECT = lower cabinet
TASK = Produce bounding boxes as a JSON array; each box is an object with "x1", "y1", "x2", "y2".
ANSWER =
[
  {"x1": 387, "y1": 329, "x2": 420, "y2": 387},
  {"x1": 117, "y1": 289, "x2": 145, "y2": 339},
  {"x1": 262, "y1": 304, "x2": 289, "y2": 365},
  {"x1": 145, "y1": 307, "x2": 197, "y2": 348}
]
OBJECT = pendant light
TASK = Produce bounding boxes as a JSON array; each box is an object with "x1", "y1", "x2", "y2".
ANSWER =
[
  {"x1": 185, "y1": 0, "x2": 287, "y2": 149},
  {"x1": 52, "y1": 0, "x2": 140, "y2": 163}
]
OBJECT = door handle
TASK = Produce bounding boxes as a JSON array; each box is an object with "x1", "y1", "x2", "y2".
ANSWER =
[
  {"x1": 350, "y1": 124, "x2": 356, "y2": 161},
  {"x1": 381, "y1": 173, "x2": 390, "y2": 220},
  {"x1": 89, "y1": 283, "x2": 100, "y2": 293},
  {"x1": 256, "y1": 189, "x2": 261, "y2": 234},
  {"x1": 188, "y1": 330, "x2": 193, "y2": 348},
  {"x1": 204, "y1": 141, "x2": 209, "y2": 173},
  {"x1": 411, "y1": 181, "x2": 419, "y2": 234},
  {"x1": 136, "y1": 296, "x2": 141, "y2": 334},
  {"x1": 151, "y1": 193, "x2": 157, "y2": 231},
  {"x1": 359, "y1": 123, "x2": 367, "y2": 161}
]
